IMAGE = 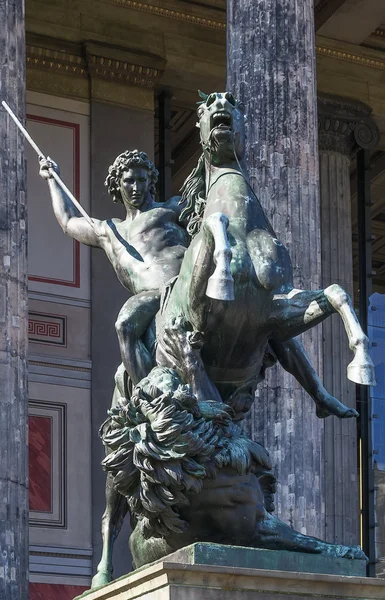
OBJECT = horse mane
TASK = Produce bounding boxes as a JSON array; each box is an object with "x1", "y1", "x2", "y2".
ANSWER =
[
  {"x1": 179, "y1": 153, "x2": 207, "y2": 239},
  {"x1": 101, "y1": 367, "x2": 273, "y2": 539}
]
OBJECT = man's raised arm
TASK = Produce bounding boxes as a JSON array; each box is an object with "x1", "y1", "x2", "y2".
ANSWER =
[{"x1": 39, "y1": 158, "x2": 103, "y2": 247}]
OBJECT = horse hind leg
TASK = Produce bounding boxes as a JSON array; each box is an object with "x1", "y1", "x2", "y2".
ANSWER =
[
  {"x1": 203, "y1": 212, "x2": 234, "y2": 301},
  {"x1": 324, "y1": 284, "x2": 376, "y2": 386},
  {"x1": 270, "y1": 284, "x2": 376, "y2": 386}
]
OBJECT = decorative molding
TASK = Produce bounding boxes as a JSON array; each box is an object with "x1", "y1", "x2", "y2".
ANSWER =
[
  {"x1": 29, "y1": 360, "x2": 90, "y2": 373},
  {"x1": 316, "y1": 44, "x2": 385, "y2": 71},
  {"x1": 86, "y1": 53, "x2": 161, "y2": 89},
  {"x1": 26, "y1": 44, "x2": 87, "y2": 78},
  {"x1": 29, "y1": 545, "x2": 93, "y2": 578},
  {"x1": 28, "y1": 291, "x2": 90, "y2": 308},
  {"x1": 28, "y1": 354, "x2": 92, "y2": 388},
  {"x1": 27, "y1": 39, "x2": 385, "y2": 85},
  {"x1": 27, "y1": 41, "x2": 165, "y2": 90},
  {"x1": 29, "y1": 353, "x2": 91, "y2": 369},
  {"x1": 29, "y1": 312, "x2": 67, "y2": 347},
  {"x1": 318, "y1": 93, "x2": 380, "y2": 155},
  {"x1": 318, "y1": 117, "x2": 355, "y2": 157},
  {"x1": 106, "y1": 0, "x2": 226, "y2": 31}
]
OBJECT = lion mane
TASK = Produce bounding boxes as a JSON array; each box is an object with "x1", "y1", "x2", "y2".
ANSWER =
[{"x1": 101, "y1": 367, "x2": 275, "y2": 539}]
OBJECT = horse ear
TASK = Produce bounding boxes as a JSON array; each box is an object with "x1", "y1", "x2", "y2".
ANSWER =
[{"x1": 198, "y1": 90, "x2": 208, "y2": 101}]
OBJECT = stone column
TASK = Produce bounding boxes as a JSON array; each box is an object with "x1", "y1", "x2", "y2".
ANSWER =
[
  {"x1": 227, "y1": 0, "x2": 323, "y2": 537},
  {"x1": 86, "y1": 44, "x2": 164, "y2": 578},
  {"x1": 0, "y1": 1, "x2": 29, "y2": 598},
  {"x1": 318, "y1": 94, "x2": 379, "y2": 545}
]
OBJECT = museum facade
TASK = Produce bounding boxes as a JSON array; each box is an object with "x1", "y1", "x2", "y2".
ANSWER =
[{"x1": 3, "y1": 0, "x2": 385, "y2": 598}]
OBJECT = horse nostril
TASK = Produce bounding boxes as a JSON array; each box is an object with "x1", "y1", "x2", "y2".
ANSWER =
[{"x1": 225, "y1": 92, "x2": 236, "y2": 106}]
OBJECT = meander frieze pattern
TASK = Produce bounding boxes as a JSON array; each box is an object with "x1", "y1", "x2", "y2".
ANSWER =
[{"x1": 26, "y1": 44, "x2": 164, "y2": 89}]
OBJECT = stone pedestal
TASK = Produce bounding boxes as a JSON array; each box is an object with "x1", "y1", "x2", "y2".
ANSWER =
[{"x1": 75, "y1": 544, "x2": 384, "y2": 600}]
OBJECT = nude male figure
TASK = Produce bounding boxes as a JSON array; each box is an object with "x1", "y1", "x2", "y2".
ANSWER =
[{"x1": 40, "y1": 149, "x2": 188, "y2": 387}]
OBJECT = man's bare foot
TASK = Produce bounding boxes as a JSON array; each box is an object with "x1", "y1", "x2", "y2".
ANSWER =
[{"x1": 315, "y1": 393, "x2": 359, "y2": 419}]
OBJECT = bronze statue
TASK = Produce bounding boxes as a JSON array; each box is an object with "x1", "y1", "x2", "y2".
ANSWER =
[{"x1": 39, "y1": 94, "x2": 372, "y2": 585}]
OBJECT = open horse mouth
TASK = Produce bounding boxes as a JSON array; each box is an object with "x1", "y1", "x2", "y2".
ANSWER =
[{"x1": 210, "y1": 111, "x2": 232, "y2": 132}]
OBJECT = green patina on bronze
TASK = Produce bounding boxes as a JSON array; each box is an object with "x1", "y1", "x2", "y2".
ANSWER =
[{"x1": 41, "y1": 92, "x2": 374, "y2": 589}]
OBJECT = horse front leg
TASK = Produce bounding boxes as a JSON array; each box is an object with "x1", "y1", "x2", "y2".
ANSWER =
[
  {"x1": 203, "y1": 212, "x2": 234, "y2": 301},
  {"x1": 270, "y1": 284, "x2": 376, "y2": 386}
]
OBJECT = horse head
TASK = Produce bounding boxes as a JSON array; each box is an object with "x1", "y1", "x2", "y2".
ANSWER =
[{"x1": 197, "y1": 91, "x2": 246, "y2": 164}]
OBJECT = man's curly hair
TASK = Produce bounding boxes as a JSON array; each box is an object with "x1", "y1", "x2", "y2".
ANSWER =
[{"x1": 104, "y1": 150, "x2": 159, "y2": 204}]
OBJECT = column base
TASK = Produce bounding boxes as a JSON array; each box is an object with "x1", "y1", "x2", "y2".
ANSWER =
[{"x1": 74, "y1": 543, "x2": 384, "y2": 600}]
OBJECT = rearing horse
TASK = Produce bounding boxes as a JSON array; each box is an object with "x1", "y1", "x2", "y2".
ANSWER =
[
  {"x1": 156, "y1": 91, "x2": 375, "y2": 410},
  {"x1": 99, "y1": 92, "x2": 373, "y2": 573}
]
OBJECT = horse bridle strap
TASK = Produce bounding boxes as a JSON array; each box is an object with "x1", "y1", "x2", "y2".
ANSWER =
[{"x1": 206, "y1": 170, "x2": 246, "y2": 196}]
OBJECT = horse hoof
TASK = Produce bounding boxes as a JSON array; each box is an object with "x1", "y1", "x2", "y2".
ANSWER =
[
  {"x1": 91, "y1": 571, "x2": 112, "y2": 589},
  {"x1": 347, "y1": 360, "x2": 376, "y2": 386},
  {"x1": 206, "y1": 276, "x2": 235, "y2": 301}
]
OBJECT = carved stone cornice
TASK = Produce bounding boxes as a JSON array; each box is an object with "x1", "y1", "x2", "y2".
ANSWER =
[
  {"x1": 26, "y1": 43, "x2": 87, "y2": 78},
  {"x1": 104, "y1": 0, "x2": 226, "y2": 31},
  {"x1": 26, "y1": 38, "x2": 166, "y2": 91},
  {"x1": 318, "y1": 93, "x2": 380, "y2": 156},
  {"x1": 315, "y1": 44, "x2": 385, "y2": 71},
  {"x1": 374, "y1": 28, "x2": 385, "y2": 38},
  {"x1": 85, "y1": 43, "x2": 165, "y2": 90}
]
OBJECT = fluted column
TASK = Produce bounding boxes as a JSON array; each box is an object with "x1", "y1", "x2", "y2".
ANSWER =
[
  {"x1": 0, "y1": 1, "x2": 29, "y2": 598},
  {"x1": 318, "y1": 94, "x2": 379, "y2": 545},
  {"x1": 227, "y1": 0, "x2": 323, "y2": 537}
]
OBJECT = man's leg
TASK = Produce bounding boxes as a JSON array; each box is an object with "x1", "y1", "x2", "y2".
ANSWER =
[
  {"x1": 115, "y1": 291, "x2": 160, "y2": 386},
  {"x1": 92, "y1": 383, "x2": 128, "y2": 588}
]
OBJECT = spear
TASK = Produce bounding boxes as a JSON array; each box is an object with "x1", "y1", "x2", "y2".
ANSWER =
[{"x1": 1, "y1": 100, "x2": 94, "y2": 228}]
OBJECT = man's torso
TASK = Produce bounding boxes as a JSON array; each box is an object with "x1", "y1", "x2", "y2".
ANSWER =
[{"x1": 100, "y1": 206, "x2": 189, "y2": 294}]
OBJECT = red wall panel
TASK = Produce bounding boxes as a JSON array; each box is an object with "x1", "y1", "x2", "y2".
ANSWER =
[
  {"x1": 29, "y1": 415, "x2": 52, "y2": 512},
  {"x1": 30, "y1": 583, "x2": 89, "y2": 600}
]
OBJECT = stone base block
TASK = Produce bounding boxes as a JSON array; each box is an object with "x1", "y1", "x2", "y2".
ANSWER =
[{"x1": 76, "y1": 543, "x2": 385, "y2": 600}]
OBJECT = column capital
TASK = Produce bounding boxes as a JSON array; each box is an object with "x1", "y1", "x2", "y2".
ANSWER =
[{"x1": 318, "y1": 93, "x2": 379, "y2": 156}]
